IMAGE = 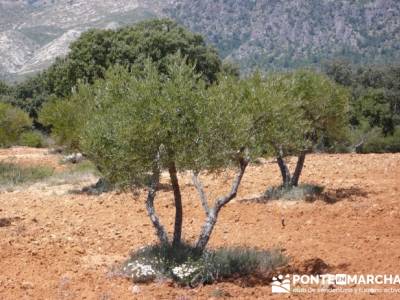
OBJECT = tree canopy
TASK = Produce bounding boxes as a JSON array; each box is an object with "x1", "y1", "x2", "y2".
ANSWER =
[
  {"x1": 44, "y1": 19, "x2": 222, "y2": 98},
  {"x1": 245, "y1": 70, "x2": 349, "y2": 186}
]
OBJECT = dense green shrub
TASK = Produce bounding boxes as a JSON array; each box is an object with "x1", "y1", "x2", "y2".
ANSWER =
[
  {"x1": 360, "y1": 127, "x2": 400, "y2": 153},
  {"x1": 0, "y1": 102, "x2": 32, "y2": 147},
  {"x1": 39, "y1": 92, "x2": 92, "y2": 150},
  {"x1": 18, "y1": 131, "x2": 45, "y2": 148}
]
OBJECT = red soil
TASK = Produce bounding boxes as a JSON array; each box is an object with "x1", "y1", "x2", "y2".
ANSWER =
[{"x1": 0, "y1": 148, "x2": 399, "y2": 299}]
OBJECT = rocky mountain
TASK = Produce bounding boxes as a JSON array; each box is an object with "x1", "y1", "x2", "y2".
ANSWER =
[
  {"x1": 0, "y1": 0, "x2": 399, "y2": 80},
  {"x1": 168, "y1": 0, "x2": 400, "y2": 71},
  {"x1": 0, "y1": 0, "x2": 164, "y2": 80}
]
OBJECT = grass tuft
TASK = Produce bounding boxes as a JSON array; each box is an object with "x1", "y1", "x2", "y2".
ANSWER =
[
  {"x1": 69, "y1": 160, "x2": 98, "y2": 174},
  {"x1": 18, "y1": 131, "x2": 47, "y2": 148},
  {"x1": 0, "y1": 162, "x2": 54, "y2": 186},
  {"x1": 209, "y1": 289, "x2": 231, "y2": 298},
  {"x1": 264, "y1": 184, "x2": 324, "y2": 201}
]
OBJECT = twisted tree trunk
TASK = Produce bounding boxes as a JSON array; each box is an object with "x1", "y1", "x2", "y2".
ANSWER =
[
  {"x1": 195, "y1": 156, "x2": 249, "y2": 252},
  {"x1": 192, "y1": 171, "x2": 210, "y2": 216},
  {"x1": 277, "y1": 155, "x2": 291, "y2": 187},
  {"x1": 168, "y1": 161, "x2": 183, "y2": 248},
  {"x1": 145, "y1": 153, "x2": 169, "y2": 245}
]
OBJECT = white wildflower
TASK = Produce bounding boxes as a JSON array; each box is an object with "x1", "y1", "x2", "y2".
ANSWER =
[
  {"x1": 125, "y1": 260, "x2": 158, "y2": 283},
  {"x1": 172, "y1": 263, "x2": 199, "y2": 280}
]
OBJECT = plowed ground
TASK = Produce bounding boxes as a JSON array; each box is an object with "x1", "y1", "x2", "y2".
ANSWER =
[{"x1": 1, "y1": 147, "x2": 399, "y2": 299}]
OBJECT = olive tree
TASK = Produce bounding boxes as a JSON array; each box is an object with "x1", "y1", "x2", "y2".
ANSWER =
[
  {"x1": 249, "y1": 70, "x2": 349, "y2": 187},
  {"x1": 79, "y1": 56, "x2": 254, "y2": 252}
]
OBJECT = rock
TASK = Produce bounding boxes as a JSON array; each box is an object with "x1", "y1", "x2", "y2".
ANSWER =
[
  {"x1": 75, "y1": 247, "x2": 86, "y2": 255},
  {"x1": 62, "y1": 153, "x2": 84, "y2": 164},
  {"x1": 131, "y1": 285, "x2": 141, "y2": 294},
  {"x1": 48, "y1": 147, "x2": 64, "y2": 154},
  {"x1": 21, "y1": 281, "x2": 34, "y2": 289}
]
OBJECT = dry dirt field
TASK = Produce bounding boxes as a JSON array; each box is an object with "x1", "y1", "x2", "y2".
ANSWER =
[{"x1": 0, "y1": 147, "x2": 399, "y2": 299}]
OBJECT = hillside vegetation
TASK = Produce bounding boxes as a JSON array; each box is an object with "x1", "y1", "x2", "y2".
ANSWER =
[
  {"x1": 168, "y1": 0, "x2": 400, "y2": 70},
  {"x1": 1, "y1": 20, "x2": 399, "y2": 154}
]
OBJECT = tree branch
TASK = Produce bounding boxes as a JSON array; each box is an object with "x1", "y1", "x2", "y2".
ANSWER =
[
  {"x1": 196, "y1": 155, "x2": 250, "y2": 251},
  {"x1": 192, "y1": 171, "x2": 210, "y2": 216},
  {"x1": 214, "y1": 157, "x2": 249, "y2": 211}
]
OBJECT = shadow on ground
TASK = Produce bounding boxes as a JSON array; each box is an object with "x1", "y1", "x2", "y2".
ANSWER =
[
  {"x1": 240, "y1": 186, "x2": 368, "y2": 205},
  {"x1": 0, "y1": 217, "x2": 21, "y2": 227},
  {"x1": 322, "y1": 187, "x2": 368, "y2": 204}
]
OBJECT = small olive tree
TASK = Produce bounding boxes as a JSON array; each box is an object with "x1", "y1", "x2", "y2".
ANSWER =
[
  {"x1": 80, "y1": 56, "x2": 255, "y2": 252},
  {"x1": 248, "y1": 70, "x2": 349, "y2": 188}
]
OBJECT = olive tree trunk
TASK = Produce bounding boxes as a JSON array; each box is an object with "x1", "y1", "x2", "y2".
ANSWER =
[
  {"x1": 276, "y1": 151, "x2": 307, "y2": 187},
  {"x1": 145, "y1": 153, "x2": 169, "y2": 245},
  {"x1": 290, "y1": 152, "x2": 306, "y2": 187},
  {"x1": 277, "y1": 155, "x2": 291, "y2": 187},
  {"x1": 194, "y1": 157, "x2": 249, "y2": 252},
  {"x1": 168, "y1": 161, "x2": 183, "y2": 248}
]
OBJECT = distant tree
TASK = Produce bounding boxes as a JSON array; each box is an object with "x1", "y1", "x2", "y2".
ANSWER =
[
  {"x1": 0, "y1": 81, "x2": 14, "y2": 109},
  {"x1": 250, "y1": 70, "x2": 349, "y2": 187},
  {"x1": 39, "y1": 90, "x2": 93, "y2": 150},
  {"x1": 0, "y1": 81, "x2": 11, "y2": 96},
  {"x1": 324, "y1": 61, "x2": 400, "y2": 153},
  {"x1": 323, "y1": 59, "x2": 353, "y2": 86},
  {"x1": 44, "y1": 19, "x2": 223, "y2": 98},
  {"x1": 11, "y1": 74, "x2": 49, "y2": 119},
  {"x1": 353, "y1": 88, "x2": 394, "y2": 135}
]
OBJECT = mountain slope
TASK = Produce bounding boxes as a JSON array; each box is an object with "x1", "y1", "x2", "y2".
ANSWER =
[
  {"x1": 0, "y1": 0, "x2": 162, "y2": 80},
  {"x1": 167, "y1": 0, "x2": 400, "y2": 70},
  {"x1": 0, "y1": 0, "x2": 399, "y2": 80},
  {"x1": 0, "y1": 30, "x2": 38, "y2": 73}
]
